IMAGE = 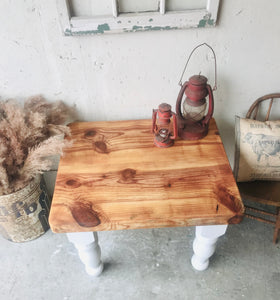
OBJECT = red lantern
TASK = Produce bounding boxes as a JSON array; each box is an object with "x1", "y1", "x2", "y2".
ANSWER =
[
  {"x1": 152, "y1": 103, "x2": 177, "y2": 148},
  {"x1": 176, "y1": 43, "x2": 217, "y2": 140}
]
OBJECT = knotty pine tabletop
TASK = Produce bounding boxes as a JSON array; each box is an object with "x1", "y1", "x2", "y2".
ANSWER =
[{"x1": 49, "y1": 118, "x2": 244, "y2": 233}]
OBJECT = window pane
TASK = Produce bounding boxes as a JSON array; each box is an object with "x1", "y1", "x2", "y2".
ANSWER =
[
  {"x1": 118, "y1": 0, "x2": 159, "y2": 13},
  {"x1": 166, "y1": 0, "x2": 207, "y2": 11},
  {"x1": 70, "y1": 0, "x2": 112, "y2": 17}
]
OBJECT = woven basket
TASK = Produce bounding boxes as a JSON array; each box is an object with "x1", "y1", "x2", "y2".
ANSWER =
[{"x1": 0, "y1": 175, "x2": 51, "y2": 242}]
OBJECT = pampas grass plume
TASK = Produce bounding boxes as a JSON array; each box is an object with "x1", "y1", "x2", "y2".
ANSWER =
[{"x1": 0, "y1": 96, "x2": 75, "y2": 195}]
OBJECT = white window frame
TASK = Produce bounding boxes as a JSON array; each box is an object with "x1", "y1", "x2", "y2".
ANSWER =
[{"x1": 57, "y1": 0, "x2": 220, "y2": 36}]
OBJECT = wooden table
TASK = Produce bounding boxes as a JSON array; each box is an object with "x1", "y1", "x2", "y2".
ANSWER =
[{"x1": 49, "y1": 118, "x2": 244, "y2": 276}]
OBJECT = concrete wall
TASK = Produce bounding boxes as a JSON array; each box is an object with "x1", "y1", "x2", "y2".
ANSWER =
[{"x1": 1, "y1": 0, "x2": 280, "y2": 171}]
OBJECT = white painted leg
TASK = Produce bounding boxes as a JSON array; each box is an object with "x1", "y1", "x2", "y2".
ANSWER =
[
  {"x1": 191, "y1": 225, "x2": 228, "y2": 271},
  {"x1": 67, "y1": 232, "x2": 104, "y2": 276}
]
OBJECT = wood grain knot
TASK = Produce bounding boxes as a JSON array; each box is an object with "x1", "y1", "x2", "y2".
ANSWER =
[
  {"x1": 215, "y1": 131, "x2": 220, "y2": 135},
  {"x1": 215, "y1": 184, "x2": 243, "y2": 215},
  {"x1": 71, "y1": 201, "x2": 101, "y2": 227},
  {"x1": 164, "y1": 182, "x2": 172, "y2": 188},
  {"x1": 93, "y1": 141, "x2": 108, "y2": 154},
  {"x1": 66, "y1": 179, "x2": 81, "y2": 188},
  {"x1": 119, "y1": 168, "x2": 136, "y2": 183},
  {"x1": 84, "y1": 130, "x2": 97, "y2": 138}
]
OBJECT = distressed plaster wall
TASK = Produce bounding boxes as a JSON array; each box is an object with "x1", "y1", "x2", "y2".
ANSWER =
[{"x1": 0, "y1": 0, "x2": 280, "y2": 170}]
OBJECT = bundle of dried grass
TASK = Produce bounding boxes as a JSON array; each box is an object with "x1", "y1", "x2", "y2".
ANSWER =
[{"x1": 0, "y1": 96, "x2": 75, "y2": 195}]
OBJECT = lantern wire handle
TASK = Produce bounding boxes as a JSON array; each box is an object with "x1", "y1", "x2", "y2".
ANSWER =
[{"x1": 178, "y1": 43, "x2": 217, "y2": 91}]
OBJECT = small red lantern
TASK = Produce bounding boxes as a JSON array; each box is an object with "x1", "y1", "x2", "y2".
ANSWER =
[
  {"x1": 176, "y1": 43, "x2": 217, "y2": 140},
  {"x1": 152, "y1": 103, "x2": 177, "y2": 148}
]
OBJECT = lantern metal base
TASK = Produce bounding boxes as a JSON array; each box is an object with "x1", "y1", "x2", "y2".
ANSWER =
[
  {"x1": 153, "y1": 135, "x2": 174, "y2": 148},
  {"x1": 178, "y1": 123, "x2": 209, "y2": 140}
]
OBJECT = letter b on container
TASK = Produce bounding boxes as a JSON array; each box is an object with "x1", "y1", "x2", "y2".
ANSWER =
[{"x1": 0, "y1": 175, "x2": 51, "y2": 242}]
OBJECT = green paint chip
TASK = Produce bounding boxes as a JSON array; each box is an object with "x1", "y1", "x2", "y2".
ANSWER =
[
  {"x1": 198, "y1": 17, "x2": 215, "y2": 28},
  {"x1": 132, "y1": 25, "x2": 143, "y2": 31},
  {"x1": 64, "y1": 28, "x2": 72, "y2": 36},
  {"x1": 128, "y1": 25, "x2": 178, "y2": 32},
  {"x1": 198, "y1": 19, "x2": 207, "y2": 28},
  {"x1": 71, "y1": 23, "x2": 111, "y2": 35},
  {"x1": 97, "y1": 23, "x2": 110, "y2": 33}
]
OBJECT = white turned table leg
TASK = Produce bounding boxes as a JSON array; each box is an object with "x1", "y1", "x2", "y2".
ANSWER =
[
  {"x1": 67, "y1": 232, "x2": 104, "y2": 276},
  {"x1": 191, "y1": 225, "x2": 228, "y2": 271}
]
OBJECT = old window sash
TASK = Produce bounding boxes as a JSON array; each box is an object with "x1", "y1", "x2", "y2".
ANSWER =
[{"x1": 57, "y1": 0, "x2": 220, "y2": 36}]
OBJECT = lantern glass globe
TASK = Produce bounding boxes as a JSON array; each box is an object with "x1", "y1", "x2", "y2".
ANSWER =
[{"x1": 183, "y1": 101, "x2": 207, "y2": 122}]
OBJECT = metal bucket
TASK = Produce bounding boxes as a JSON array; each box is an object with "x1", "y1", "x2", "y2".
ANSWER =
[{"x1": 0, "y1": 175, "x2": 51, "y2": 242}]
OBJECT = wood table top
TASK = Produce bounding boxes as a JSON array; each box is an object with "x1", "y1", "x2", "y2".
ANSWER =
[{"x1": 49, "y1": 118, "x2": 244, "y2": 233}]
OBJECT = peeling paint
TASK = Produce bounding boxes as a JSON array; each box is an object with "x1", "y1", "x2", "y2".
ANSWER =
[
  {"x1": 131, "y1": 25, "x2": 143, "y2": 31},
  {"x1": 198, "y1": 19, "x2": 207, "y2": 27},
  {"x1": 65, "y1": 23, "x2": 111, "y2": 35},
  {"x1": 125, "y1": 25, "x2": 178, "y2": 33},
  {"x1": 198, "y1": 15, "x2": 215, "y2": 28},
  {"x1": 64, "y1": 28, "x2": 72, "y2": 36},
  {"x1": 96, "y1": 23, "x2": 110, "y2": 33},
  {"x1": 65, "y1": 16, "x2": 214, "y2": 36}
]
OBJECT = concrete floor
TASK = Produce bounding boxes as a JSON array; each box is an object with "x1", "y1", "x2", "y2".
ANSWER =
[{"x1": 0, "y1": 218, "x2": 280, "y2": 300}]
